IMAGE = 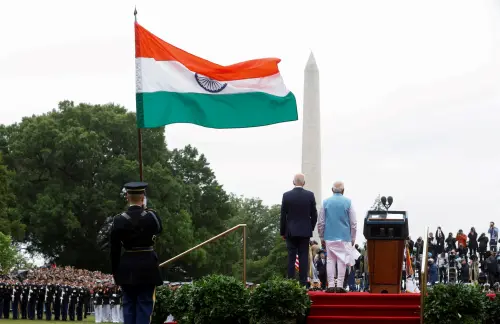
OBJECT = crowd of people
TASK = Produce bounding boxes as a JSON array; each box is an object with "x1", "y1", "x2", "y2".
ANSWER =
[
  {"x1": 408, "y1": 222, "x2": 500, "y2": 287},
  {"x1": 0, "y1": 266, "x2": 124, "y2": 322},
  {"x1": 299, "y1": 222, "x2": 500, "y2": 292},
  {"x1": 304, "y1": 240, "x2": 365, "y2": 292}
]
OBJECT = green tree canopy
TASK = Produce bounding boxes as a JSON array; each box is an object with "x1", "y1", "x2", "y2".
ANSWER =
[
  {"x1": 0, "y1": 232, "x2": 19, "y2": 274},
  {"x1": 0, "y1": 153, "x2": 24, "y2": 240},
  {"x1": 1, "y1": 101, "x2": 287, "y2": 281}
]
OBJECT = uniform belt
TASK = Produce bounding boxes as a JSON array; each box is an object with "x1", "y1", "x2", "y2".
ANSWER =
[{"x1": 125, "y1": 246, "x2": 153, "y2": 252}]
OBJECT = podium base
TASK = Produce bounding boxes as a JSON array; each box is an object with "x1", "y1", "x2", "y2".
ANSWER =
[{"x1": 367, "y1": 240, "x2": 405, "y2": 294}]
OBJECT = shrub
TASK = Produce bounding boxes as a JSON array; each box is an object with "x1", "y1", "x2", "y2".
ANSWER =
[
  {"x1": 424, "y1": 284, "x2": 489, "y2": 324},
  {"x1": 248, "y1": 277, "x2": 311, "y2": 324},
  {"x1": 170, "y1": 284, "x2": 195, "y2": 324},
  {"x1": 484, "y1": 293, "x2": 500, "y2": 324},
  {"x1": 151, "y1": 285, "x2": 174, "y2": 324},
  {"x1": 191, "y1": 274, "x2": 249, "y2": 324}
]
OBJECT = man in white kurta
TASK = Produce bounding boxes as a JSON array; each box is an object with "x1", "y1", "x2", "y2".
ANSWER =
[{"x1": 318, "y1": 181, "x2": 357, "y2": 292}]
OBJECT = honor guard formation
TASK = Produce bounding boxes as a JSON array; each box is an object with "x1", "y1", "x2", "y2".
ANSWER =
[{"x1": 0, "y1": 266, "x2": 124, "y2": 322}]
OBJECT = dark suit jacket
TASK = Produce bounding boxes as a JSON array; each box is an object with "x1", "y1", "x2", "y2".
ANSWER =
[
  {"x1": 316, "y1": 258, "x2": 327, "y2": 277},
  {"x1": 280, "y1": 187, "x2": 318, "y2": 238}
]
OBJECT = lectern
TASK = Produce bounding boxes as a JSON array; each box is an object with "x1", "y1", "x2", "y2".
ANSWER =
[{"x1": 363, "y1": 209, "x2": 409, "y2": 294}]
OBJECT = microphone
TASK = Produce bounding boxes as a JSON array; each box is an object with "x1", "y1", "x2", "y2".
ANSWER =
[{"x1": 387, "y1": 196, "x2": 393, "y2": 208}]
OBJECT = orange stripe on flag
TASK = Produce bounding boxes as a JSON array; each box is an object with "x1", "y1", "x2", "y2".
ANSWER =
[{"x1": 135, "y1": 23, "x2": 281, "y2": 81}]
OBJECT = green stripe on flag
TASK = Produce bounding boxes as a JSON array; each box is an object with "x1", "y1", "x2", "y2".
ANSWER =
[{"x1": 136, "y1": 91, "x2": 297, "y2": 129}]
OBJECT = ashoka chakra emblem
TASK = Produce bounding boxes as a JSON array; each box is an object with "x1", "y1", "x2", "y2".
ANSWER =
[{"x1": 194, "y1": 73, "x2": 227, "y2": 93}]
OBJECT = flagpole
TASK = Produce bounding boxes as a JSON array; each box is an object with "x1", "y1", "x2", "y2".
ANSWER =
[{"x1": 134, "y1": 7, "x2": 144, "y2": 181}]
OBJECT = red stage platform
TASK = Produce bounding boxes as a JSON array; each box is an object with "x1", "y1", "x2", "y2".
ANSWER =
[{"x1": 307, "y1": 291, "x2": 421, "y2": 324}]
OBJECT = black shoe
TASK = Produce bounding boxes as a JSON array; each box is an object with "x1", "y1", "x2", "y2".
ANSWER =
[{"x1": 326, "y1": 287, "x2": 336, "y2": 293}]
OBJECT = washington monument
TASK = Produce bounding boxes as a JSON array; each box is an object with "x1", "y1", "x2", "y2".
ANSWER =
[{"x1": 301, "y1": 52, "x2": 322, "y2": 240}]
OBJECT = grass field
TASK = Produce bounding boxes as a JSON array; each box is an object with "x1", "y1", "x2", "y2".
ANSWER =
[{"x1": 0, "y1": 316, "x2": 107, "y2": 324}]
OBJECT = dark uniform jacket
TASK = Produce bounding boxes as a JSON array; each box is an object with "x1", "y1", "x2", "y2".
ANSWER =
[
  {"x1": 93, "y1": 289, "x2": 103, "y2": 305},
  {"x1": 110, "y1": 205, "x2": 163, "y2": 286}
]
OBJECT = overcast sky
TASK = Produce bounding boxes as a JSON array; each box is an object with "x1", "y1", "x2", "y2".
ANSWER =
[{"x1": 1, "y1": 0, "x2": 499, "y2": 243}]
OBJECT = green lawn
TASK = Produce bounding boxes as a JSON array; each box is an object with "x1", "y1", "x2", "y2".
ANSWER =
[{"x1": 0, "y1": 316, "x2": 101, "y2": 324}]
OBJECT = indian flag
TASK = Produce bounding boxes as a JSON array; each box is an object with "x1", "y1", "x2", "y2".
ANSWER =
[{"x1": 135, "y1": 23, "x2": 298, "y2": 129}]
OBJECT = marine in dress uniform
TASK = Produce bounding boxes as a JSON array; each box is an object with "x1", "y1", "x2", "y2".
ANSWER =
[
  {"x1": 3, "y1": 282, "x2": 12, "y2": 319},
  {"x1": 45, "y1": 283, "x2": 56, "y2": 320},
  {"x1": 62, "y1": 284, "x2": 70, "y2": 321},
  {"x1": 13, "y1": 282, "x2": 22, "y2": 319},
  {"x1": 36, "y1": 283, "x2": 45, "y2": 319},
  {"x1": 76, "y1": 286, "x2": 86, "y2": 321},
  {"x1": 28, "y1": 283, "x2": 38, "y2": 320},
  {"x1": 21, "y1": 283, "x2": 29, "y2": 319},
  {"x1": 82, "y1": 286, "x2": 91, "y2": 319},
  {"x1": 93, "y1": 285, "x2": 104, "y2": 323},
  {"x1": 68, "y1": 285, "x2": 78, "y2": 321},
  {"x1": 110, "y1": 286, "x2": 122, "y2": 323},
  {"x1": 110, "y1": 182, "x2": 163, "y2": 324},
  {"x1": 0, "y1": 282, "x2": 4, "y2": 319},
  {"x1": 54, "y1": 283, "x2": 63, "y2": 320},
  {"x1": 102, "y1": 286, "x2": 111, "y2": 322}
]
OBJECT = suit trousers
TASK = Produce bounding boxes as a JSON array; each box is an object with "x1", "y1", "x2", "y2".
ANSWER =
[
  {"x1": 122, "y1": 284, "x2": 156, "y2": 324},
  {"x1": 286, "y1": 236, "x2": 310, "y2": 285}
]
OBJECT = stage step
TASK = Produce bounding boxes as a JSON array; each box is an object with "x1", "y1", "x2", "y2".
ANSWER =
[
  {"x1": 307, "y1": 292, "x2": 421, "y2": 324},
  {"x1": 308, "y1": 291, "x2": 420, "y2": 306},
  {"x1": 309, "y1": 304, "x2": 420, "y2": 317},
  {"x1": 307, "y1": 315, "x2": 420, "y2": 323}
]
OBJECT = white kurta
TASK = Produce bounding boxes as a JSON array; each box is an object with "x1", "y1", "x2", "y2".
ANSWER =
[{"x1": 317, "y1": 200, "x2": 357, "y2": 288}]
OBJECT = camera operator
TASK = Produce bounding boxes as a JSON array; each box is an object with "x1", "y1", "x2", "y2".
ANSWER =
[
  {"x1": 448, "y1": 250, "x2": 457, "y2": 267},
  {"x1": 437, "y1": 252, "x2": 448, "y2": 283},
  {"x1": 460, "y1": 258, "x2": 470, "y2": 283},
  {"x1": 478, "y1": 233, "x2": 489, "y2": 262},
  {"x1": 488, "y1": 222, "x2": 498, "y2": 252},
  {"x1": 445, "y1": 233, "x2": 456, "y2": 252},
  {"x1": 485, "y1": 251, "x2": 498, "y2": 285}
]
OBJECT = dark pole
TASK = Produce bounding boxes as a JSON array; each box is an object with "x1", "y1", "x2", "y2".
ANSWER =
[
  {"x1": 138, "y1": 129, "x2": 143, "y2": 181},
  {"x1": 135, "y1": 7, "x2": 143, "y2": 181}
]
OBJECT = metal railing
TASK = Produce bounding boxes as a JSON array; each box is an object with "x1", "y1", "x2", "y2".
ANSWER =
[
  {"x1": 159, "y1": 224, "x2": 247, "y2": 284},
  {"x1": 420, "y1": 226, "x2": 429, "y2": 324}
]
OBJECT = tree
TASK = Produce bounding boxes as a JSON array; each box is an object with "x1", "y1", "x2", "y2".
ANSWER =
[
  {"x1": 227, "y1": 196, "x2": 287, "y2": 282},
  {"x1": 164, "y1": 145, "x2": 237, "y2": 279},
  {"x1": 0, "y1": 154, "x2": 24, "y2": 240},
  {"x1": 3, "y1": 101, "x2": 195, "y2": 271},
  {"x1": 1, "y1": 100, "x2": 287, "y2": 280},
  {"x1": 0, "y1": 232, "x2": 19, "y2": 274},
  {"x1": 1, "y1": 101, "x2": 239, "y2": 276}
]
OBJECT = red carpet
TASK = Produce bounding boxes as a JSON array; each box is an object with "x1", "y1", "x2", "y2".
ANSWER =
[{"x1": 307, "y1": 291, "x2": 421, "y2": 324}]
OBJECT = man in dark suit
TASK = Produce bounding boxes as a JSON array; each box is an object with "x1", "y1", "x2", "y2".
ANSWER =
[
  {"x1": 316, "y1": 250, "x2": 327, "y2": 289},
  {"x1": 280, "y1": 173, "x2": 318, "y2": 286}
]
